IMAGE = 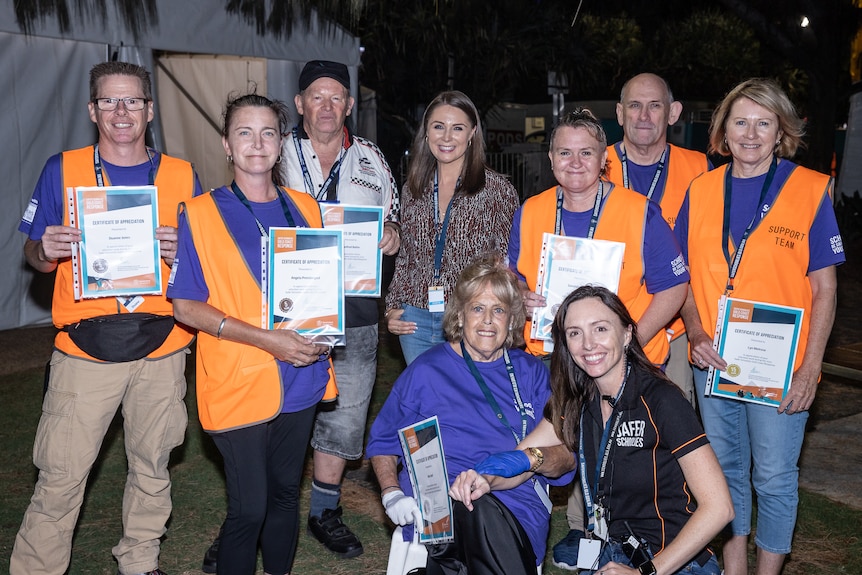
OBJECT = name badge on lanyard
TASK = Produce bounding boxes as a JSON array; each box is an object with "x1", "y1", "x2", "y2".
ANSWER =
[{"x1": 428, "y1": 286, "x2": 445, "y2": 312}]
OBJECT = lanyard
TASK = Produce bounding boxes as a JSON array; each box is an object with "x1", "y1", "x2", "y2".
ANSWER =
[
  {"x1": 554, "y1": 181, "x2": 604, "y2": 238},
  {"x1": 433, "y1": 171, "x2": 456, "y2": 282},
  {"x1": 579, "y1": 364, "x2": 630, "y2": 531},
  {"x1": 292, "y1": 126, "x2": 344, "y2": 201},
  {"x1": 230, "y1": 181, "x2": 297, "y2": 236},
  {"x1": 460, "y1": 341, "x2": 528, "y2": 444},
  {"x1": 620, "y1": 144, "x2": 667, "y2": 201},
  {"x1": 720, "y1": 157, "x2": 777, "y2": 294},
  {"x1": 93, "y1": 143, "x2": 156, "y2": 187}
]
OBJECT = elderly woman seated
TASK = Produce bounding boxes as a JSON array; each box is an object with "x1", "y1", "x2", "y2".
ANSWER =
[{"x1": 367, "y1": 255, "x2": 575, "y2": 575}]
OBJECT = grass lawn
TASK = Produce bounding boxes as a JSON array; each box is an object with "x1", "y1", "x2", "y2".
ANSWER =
[{"x1": 1, "y1": 337, "x2": 860, "y2": 574}]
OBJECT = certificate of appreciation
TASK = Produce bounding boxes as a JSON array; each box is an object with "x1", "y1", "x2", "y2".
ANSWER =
[
  {"x1": 398, "y1": 416, "x2": 454, "y2": 545},
  {"x1": 267, "y1": 227, "x2": 344, "y2": 338},
  {"x1": 71, "y1": 186, "x2": 161, "y2": 300},
  {"x1": 707, "y1": 297, "x2": 804, "y2": 407},
  {"x1": 532, "y1": 233, "x2": 624, "y2": 343},
  {"x1": 320, "y1": 204, "x2": 383, "y2": 297}
]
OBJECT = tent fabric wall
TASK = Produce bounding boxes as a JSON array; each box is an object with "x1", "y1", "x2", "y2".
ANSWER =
[
  {"x1": 0, "y1": 1, "x2": 359, "y2": 330},
  {"x1": 156, "y1": 55, "x2": 268, "y2": 192}
]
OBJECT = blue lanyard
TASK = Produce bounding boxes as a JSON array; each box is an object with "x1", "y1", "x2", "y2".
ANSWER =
[
  {"x1": 720, "y1": 156, "x2": 777, "y2": 294},
  {"x1": 554, "y1": 181, "x2": 605, "y2": 238},
  {"x1": 292, "y1": 126, "x2": 344, "y2": 201},
  {"x1": 620, "y1": 144, "x2": 667, "y2": 201},
  {"x1": 433, "y1": 171, "x2": 456, "y2": 282},
  {"x1": 230, "y1": 181, "x2": 297, "y2": 236},
  {"x1": 460, "y1": 341, "x2": 528, "y2": 444},
  {"x1": 93, "y1": 143, "x2": 156, "y2": 187},
  {"x1": 578, "y1": 365, "x2": 629, "y2": 531}
]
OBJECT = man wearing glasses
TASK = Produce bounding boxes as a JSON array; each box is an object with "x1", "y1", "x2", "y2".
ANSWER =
[{"x1": 11, "y1": 61, "x2": 201, "y2": 575}]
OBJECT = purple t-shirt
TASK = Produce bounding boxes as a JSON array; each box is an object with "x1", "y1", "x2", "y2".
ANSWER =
[
  {"x1": 366, "y1": 343, "x2": 575, "y2": 563},
  {"x1": 508, "y1": 191, "x2": 689, "y2": 293},
  {"x1": 19, "y1": 152, "x2": 203, "y2": 238},
  {"x1": 168, "y1": 185, "x2": 329, "y2": 413},
  {"x1": 674, "y1": 160, "x2": 845, "y2": 273}
]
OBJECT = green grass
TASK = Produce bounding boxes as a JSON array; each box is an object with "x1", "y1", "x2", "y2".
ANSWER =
[{"x1": 1, "y1": 341, "x2": 860, "y2": 574}]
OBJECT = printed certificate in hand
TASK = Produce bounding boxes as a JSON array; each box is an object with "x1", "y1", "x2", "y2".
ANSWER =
[
  {"x1": 320, "y1": 204, "x2": 383, "y2": 297},
  {"x1": 707, "y1": 296, "x2": 804, "y2": 407},
  {"x1": 71, "y1": 186, "x2": 161, "y2": 300},
  {"x1": 398, "y1": 416, "x2": 454, "y2": 545},
  {"x1": 532, "y1": 233, "x2": 625, "y2": 342},
  {"x1": 267, "y1": 227, "x2": 344, "y2": 338}
]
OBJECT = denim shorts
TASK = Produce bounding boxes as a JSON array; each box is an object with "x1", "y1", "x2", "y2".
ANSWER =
[
  {"x1": 311, "y1": 324, "x2": 378, "y2": 459},
  {"x1": 695, "y1": 366, "x2": 807, "y2": 554},
  {"x1": 590, "y1": 539, "x2": 720, "y2": 575},
  {"x1": 397, "y1": 304, "x2": 446, "y2": 365}
]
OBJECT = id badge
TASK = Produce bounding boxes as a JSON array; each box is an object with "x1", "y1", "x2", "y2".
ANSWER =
[
  {"x1": 118, "y1": 295, "x2": 144, "y2": 312},
  {"x1": 577, "y1": 538, "x2": 602, "y2": 570},
  {"x1": 428, "y1": 286, "x2": 445, "y2": 313}
]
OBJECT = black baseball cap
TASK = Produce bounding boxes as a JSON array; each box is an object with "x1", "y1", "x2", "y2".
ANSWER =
[{"x1": 298, "y1": 60, "x2": 350, "y2": 91}]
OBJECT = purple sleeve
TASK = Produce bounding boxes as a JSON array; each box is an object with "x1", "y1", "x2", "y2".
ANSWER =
[
  {"x1": 166, "y1": 210, "x2": 210, "y2": 302},
  {"x1": 643, "y1": 200, "x2": 689, "y2": 293},
  {"x1": 508, "y1": 206, "x2": 526, "y2": 282},
  {"x1": 19, "y1": 155, "x2": 65, "y2": 240},
  {"x1": 673, "y1": 192, "x2": 691, "y2": 264},
  {"x1": 808, "y1": 193, "x2": 846, "y2": 272},
  {"x1": 192, "y1": 172, "x2": 205, "y2": 197}
]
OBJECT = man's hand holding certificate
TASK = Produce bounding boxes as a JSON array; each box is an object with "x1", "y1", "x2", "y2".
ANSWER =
[{"x1": 70, "y1": 186, "x2": 161, "y2": 299}]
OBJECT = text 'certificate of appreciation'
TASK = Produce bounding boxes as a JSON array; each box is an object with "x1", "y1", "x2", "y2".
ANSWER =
[
  {"x1": 321, "y1": 204, "x2": 383, "y2": 297},
  {"x1": 267, "y1": 227, "x2": 344, "y2": 338},
  {"x1": 398, "y1": 416, "x2": 454, "y2": 545},
  {"x1": 532, "y1": 233, "x2": 625, "y2": 345},
  {"x1": 707, "y1": 296, "x2": 803, "y2": 407},
  {"x1": 73, "y1": 186, "x2": 161, "y2": 300}
]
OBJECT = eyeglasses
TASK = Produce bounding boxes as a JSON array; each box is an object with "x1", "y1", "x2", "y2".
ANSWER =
[{"x1": 92, "y1": 97, "x2": 149, "y2": 111}]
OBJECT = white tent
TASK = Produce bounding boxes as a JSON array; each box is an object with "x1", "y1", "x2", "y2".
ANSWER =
[{"x1": 0, "y1": 1, "x2": 360, "y2": 330}]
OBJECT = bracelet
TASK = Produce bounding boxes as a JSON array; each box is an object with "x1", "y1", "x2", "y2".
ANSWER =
[
  {"x1": 216, "y1": 316, "x2": 228, "y2": 339},
  {"x1": 384, "y1": 308, "x2": 397, "y2": 319},
  {"x1": 380, "y1": 485, "x2": 401, "y2": 493}
]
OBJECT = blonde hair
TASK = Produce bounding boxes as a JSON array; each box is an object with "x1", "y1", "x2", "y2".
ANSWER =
[{"x1": 708, "y1": 78, "x2": 805, "y2": 159}]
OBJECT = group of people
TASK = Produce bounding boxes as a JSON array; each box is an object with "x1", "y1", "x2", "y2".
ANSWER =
[{"x1": 10, "y1": 55, "x2": 843, "y2": 575}]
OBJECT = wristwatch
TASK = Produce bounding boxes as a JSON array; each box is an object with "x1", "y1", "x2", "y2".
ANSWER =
[
  {"x1": 527, "y1": 447, "x2": 544, "y2": 472},
  {"x1": 637, "y1": 560, "x2": 657, "y2": 575}
]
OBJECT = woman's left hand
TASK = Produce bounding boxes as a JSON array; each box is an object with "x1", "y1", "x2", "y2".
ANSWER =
[
  {"x1": 780, "y1": 363, "x2": 819, "y2": 414},
  {"x1": 448, "y1": 469, "x2": 490, "y2": 511}
]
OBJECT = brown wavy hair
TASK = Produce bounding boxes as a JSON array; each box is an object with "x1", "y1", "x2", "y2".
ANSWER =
[
  {"x1": 405, "y1": 90, "x2": 487, "y2": 199},
  {"x1": 544, "y1": 285, "x2": 666, "y2": 451}
]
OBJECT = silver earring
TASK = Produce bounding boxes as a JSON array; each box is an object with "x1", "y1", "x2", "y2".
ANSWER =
[
  {"x1": 275, "y1": 155, "x2": 282, "y2": 164},
  {"x1": 226, "y1": 154, "x2": 233, "y2": 164}
]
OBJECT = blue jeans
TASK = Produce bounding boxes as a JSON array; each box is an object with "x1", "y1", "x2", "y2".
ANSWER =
[
  {"x1": 695, "y1": 367, "x2": 807, "y2": 554},
  {"x1": 590, "y1": 540, "x2": 720, "y2": 575},
  {"x1": 398, "y1": 304, "x2": 446, "y2": 365}
]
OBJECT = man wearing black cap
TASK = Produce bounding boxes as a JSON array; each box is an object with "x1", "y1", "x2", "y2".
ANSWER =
[{"x1": 286, "y1": 59, "x2": 400, "y2": 559}]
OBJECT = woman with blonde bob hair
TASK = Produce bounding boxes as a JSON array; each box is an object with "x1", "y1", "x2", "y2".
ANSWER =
[
  {"x1": 676, "y1": 77, "x2": 845, "y2": 575},
  {"x1": 369, "y1": 256, "x2": 575, "y2": 575}
]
